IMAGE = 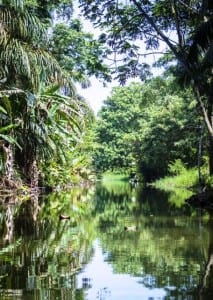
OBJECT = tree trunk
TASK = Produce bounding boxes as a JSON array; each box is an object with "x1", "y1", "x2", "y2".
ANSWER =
[
  {"x1": 207, "y1": 99, "x2": 213, "y2": 176},
  {"x1": 209, "y1": 135, "x2": 213, "y2": 176},
  {"x1": 30, "y1": 159, "x2": 39, "y2": 192},
  {"x1": 2, "y1": 143, "x2": 14, "y2": 181},
  {"x1": 193, "y1": 87, "x2": 213, "y2": 176}
]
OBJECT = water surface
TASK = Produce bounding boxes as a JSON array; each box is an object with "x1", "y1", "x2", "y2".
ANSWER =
[{"x1": 0, "y1": 181, "x2": 212, "y2": 299}]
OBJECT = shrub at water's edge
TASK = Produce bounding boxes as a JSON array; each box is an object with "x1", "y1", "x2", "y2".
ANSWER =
[
  {"x1": 150, "y1": 160, "x2": 213, "y2": 211},
  {"x1": 152, "y1": 168, "x2": 198, "y2": 191},
  {"x1": 151, "y1": 160, "x2": 199, "y2": 191}
]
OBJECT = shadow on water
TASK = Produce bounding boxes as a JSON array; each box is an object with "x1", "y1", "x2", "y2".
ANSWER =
[{"x1": 0, "y1": 181, "x2": 212, "y2": 299}]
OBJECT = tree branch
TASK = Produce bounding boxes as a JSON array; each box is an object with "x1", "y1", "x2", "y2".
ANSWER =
[
  {"x1": 131, "y1": 0, "x2": 179, "y2": 56},
  {"x1": 130, "y1": 0, "x2": 198, "y2": 82},
  {"x1": 106, "y1": 51, "x2": 168, "y2": 62},
  {"x1": 179, "y1": 0, "x2": 199, "y2": 14},
  {"x1": 172, "y1": 0, "x2": 184, "y2": 47},
  {"x1": 194, "y1": 88, "x2": 213, "y2": 135}
]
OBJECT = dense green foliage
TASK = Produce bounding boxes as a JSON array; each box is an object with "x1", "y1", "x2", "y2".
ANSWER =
[
  {"x1": 0, "y1": 0, "x2": 106, "y2": 189},
  {"x1": 93, "y1": 82, "x2": 142, "y2": 174},
  {"x1": 93, "y1": 77, "x2": 201, "y2": 181},
  {"x1": 79, "y1": 0, "x2": 213, "y2": 175},
  {"x1": 0, "y1": 0, "x2": 212, "y2": 190},
  {"x1": 50, "y1": 20, "x2": 110, "y2": 85}
]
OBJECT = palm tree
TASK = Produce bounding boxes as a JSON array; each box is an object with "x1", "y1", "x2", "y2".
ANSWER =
[
  {"x1": 0, "y1": 1, "x2": 77, "y2": 189},
  {"x1": 0, "y1": 0, "x2": 65, "y2": 91},
  {"x1": 0, "y1": 1, "x2": 96, "y2": 190},
  {"x1": 0, "y1": 93, "x2": 22, "y2": 187},
  {"x1": 12, "y1": 84, "x2": 92, "y2": 189}
]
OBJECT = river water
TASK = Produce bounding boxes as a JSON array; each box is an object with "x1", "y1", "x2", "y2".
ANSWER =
[{"x1": 0, "y1": 180, "x2": 212, "y2": 300}]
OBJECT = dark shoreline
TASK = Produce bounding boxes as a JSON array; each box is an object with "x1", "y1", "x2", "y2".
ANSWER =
[{"x1": 186, "y1": 189, "x2": 213, "y2": 212}]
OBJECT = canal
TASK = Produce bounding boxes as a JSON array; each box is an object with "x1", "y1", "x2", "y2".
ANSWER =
[{"x1": 0, "y1": 179, "x2": 212, "y2": 299}]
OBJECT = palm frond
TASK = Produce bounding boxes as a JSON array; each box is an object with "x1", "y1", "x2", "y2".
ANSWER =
[
  {"x1": 0, "y1": 5, "x2": 66, "y2": 91},
  {"x1": 0, "y1": 6, "x2": 45, "y2": 43},
  {"x1": 0, "y1": 123, "x2": 19, "y2": 133},
  {"x1": 0, "y1": 105, "x2": 7, "y2": 114},
  {"x1": 44, "y1": 84, "x2": 61, "y2": 95},
  {"x1": 0, "y1": 95, "x2": 12, "y2": 116},
  {"x1": 0, "y1": 133, "x2": 21, "y2": 148},
  {"x1": 0, "y1": 38, "x2": 65, "y2": 90}
]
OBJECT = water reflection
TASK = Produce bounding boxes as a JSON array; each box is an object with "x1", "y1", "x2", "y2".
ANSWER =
[
  {"x1": 0, "y1": 188, "x2": 95, "y2": 299},
  {"x1": 77, "y1": 240, "x2": 167, "y2": 300},
  {"x1": 0, "y1": 182, "x2": 212, "y2": 299},
  {"x1": 199, "y1": 215, "x2": 213, "y2": 300}
]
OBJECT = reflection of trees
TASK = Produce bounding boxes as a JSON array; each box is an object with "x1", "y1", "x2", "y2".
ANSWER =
[
  {"x1": 101, "y1": 219, "x2": 208, "y2": 284},
  {"x1": 0, "y1": 195, "x2": 18, "y2": 243},
  {"x1": 199, "y1": 216, "x2": 213, "y2": 299},
  {"x1": 0, "y1": 188, "x2": 96, "y2": 299},
  {"x1": 4, "y1": 205, "x2": 15, "y2": 242},
  {"x1": 14, "y1": 193, "x2": 39, "y2": 235},
  {"x1": 93, "y1": 185, "x2": 195, "y2": 231},
  {"x1": 1, "y1": 182, "x2": 212, "y2": 299},
  {"x1": 136, "y1": 186, "x2": 194, "y2": 217},
  {"x1": 94, "y1": 184, "x2": 210, "y2": 298},
  {"x1": 99, "y1": 179, "x2": 134, "y2": 197},
  {"x1": 93, "y1": 183, "x2": 137, "y2": 228}
]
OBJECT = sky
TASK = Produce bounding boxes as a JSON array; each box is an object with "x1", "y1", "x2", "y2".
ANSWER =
[{"x1": 77, "y1": 79, "x2": 116, "y2": 115}]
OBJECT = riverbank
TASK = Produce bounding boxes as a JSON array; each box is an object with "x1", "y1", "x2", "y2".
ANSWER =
[
  {"x1": 151, "y1": 167, "x2": 198, "y2": 191},
  {"x1": 186, "y1": 189, "x2": 213, "y2": 211},
  {"x1": 150, "y1": 167, "x2": 213, "y2": 212}
]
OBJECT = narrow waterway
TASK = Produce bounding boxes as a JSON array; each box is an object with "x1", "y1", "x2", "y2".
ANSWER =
[{"x1": 0, "y1": 180, "x2": 212, "y2": 299}]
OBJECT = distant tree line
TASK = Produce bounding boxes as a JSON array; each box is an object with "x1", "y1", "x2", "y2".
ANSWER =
[{"x1": 93, "y1": 76, "x2": 202, "y2": 181}]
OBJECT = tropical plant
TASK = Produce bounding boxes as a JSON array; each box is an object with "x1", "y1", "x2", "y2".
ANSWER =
[
  {"x1": 0, "y1": 1, "x2": 97, "y2": 189},
  {"x1": 0, "y1": 1, "x2": 74, "y2": 188},
  {"x1": 0, "y1": 93, "x2": 22, "y2": 186},
  {"x1": 42, "y1": 116, "x2": 96, "y2": 187},
  {"x1": 0, "y1": 1, "x2": 64, "y2": 91},
  {"x1": 14, "y1": 84, "x2": 92, "y2": 188}
]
